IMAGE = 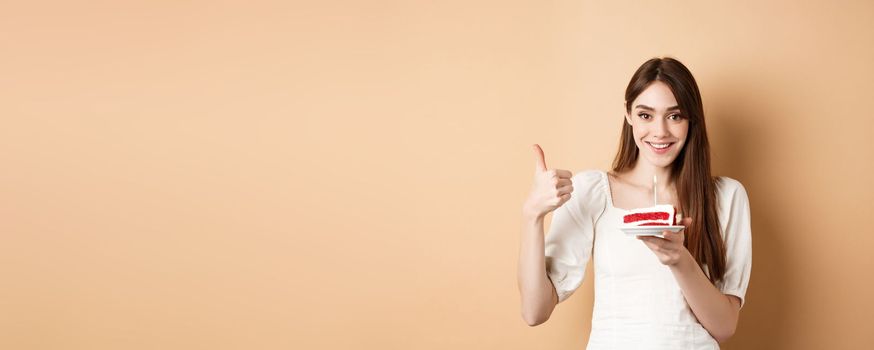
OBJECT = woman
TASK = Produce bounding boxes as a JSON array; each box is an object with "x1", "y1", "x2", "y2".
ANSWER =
[{"x1": 517, "y1": 57, "x2": 752, "y2": 349}]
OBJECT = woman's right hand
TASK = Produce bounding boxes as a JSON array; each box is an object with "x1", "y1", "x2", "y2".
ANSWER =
[{"x1": 522, "y1": 144, "x2": 574, "y2": 220}]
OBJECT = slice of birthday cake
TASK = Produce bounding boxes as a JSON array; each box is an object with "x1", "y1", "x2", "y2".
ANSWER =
[{"x1": 622, "y1": 204, "x2": 677, "y2": 227}]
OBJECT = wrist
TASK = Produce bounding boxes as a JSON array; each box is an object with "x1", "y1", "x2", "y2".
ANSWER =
[
  {"x1": 670, "y1": 249, "x2": 696, "y2": 270},
  {"x1": 521, "y1": 203, "x2": 545, "y2": 223},
  {"x1": 522, "y1": 212, "x2": 545, "y2": 226}
]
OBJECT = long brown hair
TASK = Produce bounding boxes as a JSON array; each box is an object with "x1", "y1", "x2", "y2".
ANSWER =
[{"x1": 612, "y1": 57, "x2": 726, "y2": 284}]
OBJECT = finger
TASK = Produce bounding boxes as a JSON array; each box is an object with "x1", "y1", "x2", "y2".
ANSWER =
[
  {"x1": 662, "y1": 230, "x2": 683, "y2": 242},
  {"x1": 555, "y1": 178, "x2": 572, "y2": 188},
  {"x1": 637, "y1": 235, "x2": 657, "y2": 244},
  {"x1": 532, "y1": 144, "x2": 547, "y2": 172},
  {"x1": 638, "y1": 237, "x2": 661, "y2": 250},
  {"x1": 554, "y1": 169, "x2": 573, "y2": 179},
  {"x1": 642, "y1": 235, "x2": 667, "y2": 245},
  {"x1": 556, "y1": 185, "x2": 574, "y2": 196}
]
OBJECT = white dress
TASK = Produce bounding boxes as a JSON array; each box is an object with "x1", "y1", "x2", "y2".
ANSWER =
[{"x1": 545, "y1": 170, "x2": 752, "y2": 349}]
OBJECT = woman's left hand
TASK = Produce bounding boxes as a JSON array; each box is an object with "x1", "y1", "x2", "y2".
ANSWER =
[{"x1": 637, "y1": 218, "x2": 693, "y2": 266}]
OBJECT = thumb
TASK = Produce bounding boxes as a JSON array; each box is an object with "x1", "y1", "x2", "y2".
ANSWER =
[{"x1": 532, "y1": 144, "x2": 547, "y2": 172}]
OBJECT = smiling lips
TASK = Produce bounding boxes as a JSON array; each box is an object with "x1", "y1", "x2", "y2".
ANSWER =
[{"x1": 645, "y1": 141, "x2": 674, "y2": 154}]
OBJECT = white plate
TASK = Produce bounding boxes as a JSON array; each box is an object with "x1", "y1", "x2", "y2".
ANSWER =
[{"x1": 620, "y1": 225, "x2": 685, "y2": 237}]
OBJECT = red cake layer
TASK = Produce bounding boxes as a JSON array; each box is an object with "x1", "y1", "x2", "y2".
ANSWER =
[
  {"x1": 621, "y1": 204, "x2": 677, "y2": 227},
  {"x1": 623, "y1": 212, "x2": 670, "y2": 223}
]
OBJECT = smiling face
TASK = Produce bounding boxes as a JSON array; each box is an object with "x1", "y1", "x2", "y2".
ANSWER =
[{"x1": 624, "y1": 81, "x2": 689, "y2": 168}]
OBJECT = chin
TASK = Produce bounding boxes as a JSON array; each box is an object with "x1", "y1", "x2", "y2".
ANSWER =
[{"x1": 641, "y1": 154, "x2": 677, "y2": 168}]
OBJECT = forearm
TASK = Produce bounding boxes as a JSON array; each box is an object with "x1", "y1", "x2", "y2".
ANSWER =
[
  {"x1": 669, "y1": 250, "x2": 738, "y2": 342},
  {"x1": 517, "y1": 213, "x2": 557, "y2": 326}
]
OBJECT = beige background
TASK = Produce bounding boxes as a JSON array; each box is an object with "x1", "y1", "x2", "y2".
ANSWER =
[{"x1": 2, "y1": 1, "x2": 873, "y2": 349}]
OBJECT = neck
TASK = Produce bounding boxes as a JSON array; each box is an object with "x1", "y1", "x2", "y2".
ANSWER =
[{"x1": 627, "y1": 158, "x2": 674, "y2": 192}]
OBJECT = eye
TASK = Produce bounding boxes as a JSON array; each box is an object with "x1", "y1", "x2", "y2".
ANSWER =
[
  {"x1": 637, "y1": 113, "x2": 651, "y2": 120},
  {"x1": 668, "y1": 114, "x2": 683, "y2": 121}
]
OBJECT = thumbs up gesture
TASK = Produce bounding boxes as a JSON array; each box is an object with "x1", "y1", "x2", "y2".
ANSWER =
[{"x1": 523, "y1": 144, "x2": 574, "y2": 220}]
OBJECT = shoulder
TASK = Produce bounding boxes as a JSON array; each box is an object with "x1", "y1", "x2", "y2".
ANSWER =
[
  {"x1": 715, "y1": 176, "x2": 749, "y2": 200},
  {"x1": 567, "y1": 169, "x2": 609, "y2": 214},
  {"x1": 570, "y1": 169, "x2": 608, "y2": 193},
  {"x1": 572, "y1": 169, "x2": 606, "y2": 183},
  {"x1": 714, "y1": 176, "x2": 751, "y2": 217}
]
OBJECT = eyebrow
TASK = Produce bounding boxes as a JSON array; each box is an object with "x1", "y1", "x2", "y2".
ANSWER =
[{"x1": 634, "y1": 104, "x2": 681, "y2": 111}]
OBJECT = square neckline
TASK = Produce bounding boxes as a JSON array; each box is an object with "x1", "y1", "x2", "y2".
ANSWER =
[
  {"x1": 603, "y1": 170, "x2": 693, "y2": 214},
  {"x1": 602, "y1": 170, "x2": 632, "y2": 212}
]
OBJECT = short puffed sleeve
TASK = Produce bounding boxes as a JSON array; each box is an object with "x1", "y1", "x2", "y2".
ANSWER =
[
  {"x1": 544, "y1": 170, "x2": 608, "y2": 303},
  {"x1": 715, "y1": 177, "x2": 753, "y2": 308}
]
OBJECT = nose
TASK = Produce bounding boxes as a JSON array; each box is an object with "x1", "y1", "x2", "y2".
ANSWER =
[{"x1": 652, "y1": 118, "x2": 670, "y2": 138}]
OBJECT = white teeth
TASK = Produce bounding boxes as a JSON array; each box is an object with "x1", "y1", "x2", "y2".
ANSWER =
[{"x1": 648, "y1": 142, "x2": 671, "y2": 149}]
